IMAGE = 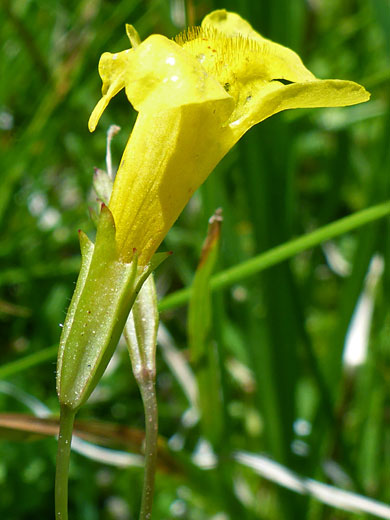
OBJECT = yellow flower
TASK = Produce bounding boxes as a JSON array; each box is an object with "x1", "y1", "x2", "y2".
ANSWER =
[{"x1": 89, "y1": 9, "x2": 369, "y2": 265}]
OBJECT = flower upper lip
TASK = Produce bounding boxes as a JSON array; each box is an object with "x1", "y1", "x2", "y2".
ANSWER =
[{"x1": 89, "y1": 9, "x2": 369, "y2": 137}]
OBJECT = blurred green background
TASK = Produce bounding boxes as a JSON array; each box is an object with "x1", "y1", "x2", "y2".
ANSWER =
[{"x1": 0, "y1": 0, "x2": 389, "y2": 518}]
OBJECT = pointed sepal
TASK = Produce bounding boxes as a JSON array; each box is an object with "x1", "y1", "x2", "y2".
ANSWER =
[{"x1": 93, "y1": 168, "x2": 113, "y2": 205}]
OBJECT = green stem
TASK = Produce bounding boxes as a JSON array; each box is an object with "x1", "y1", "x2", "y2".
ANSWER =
[
  {"x1": 138, "y1": 376, "x2": 158, "y2": 520},
  {"x1": 55, "y1": 405, "x2": 76, "y2": 520}
]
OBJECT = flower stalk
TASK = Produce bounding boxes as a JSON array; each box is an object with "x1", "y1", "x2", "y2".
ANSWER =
[
  {"x1": 124, "y1": 275, "x2": 160, "y2": 520},
  {"x1": 55, "y1": 406, "x2": 76, "y2": 520},
  {"x1": 138, "y1": 377, "x2": 158, "y2": 520}
]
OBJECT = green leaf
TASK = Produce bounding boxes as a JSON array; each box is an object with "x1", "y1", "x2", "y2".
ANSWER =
[{"x1": 188, "y1": 210, "x2": 224, "y2": 446}]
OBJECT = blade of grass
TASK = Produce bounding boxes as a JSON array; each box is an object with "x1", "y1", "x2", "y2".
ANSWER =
[
  {"x1": 160, "y1": 201, "x2": 390, "y2": 312},
  {"x1": 0, "y1": 345, "x2": 58, "y2": 380},
  {"x1": 188, "y1": 210, "x2": 223, "y2": 446}
]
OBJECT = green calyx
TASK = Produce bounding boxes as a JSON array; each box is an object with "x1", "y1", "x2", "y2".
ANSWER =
[{"x1": 56, "y1": 204, "x2": 167, "y2": 411}]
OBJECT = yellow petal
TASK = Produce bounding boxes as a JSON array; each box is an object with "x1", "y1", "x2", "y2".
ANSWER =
[
  {"x1": 203, "y1": 9, "x2": 317, "y2": 84},
  {"x1": 89, "y1": 11, "x2": 370, "y2": 264},
  {"x1": 125, "y1": 24, "x2": 141, "y2": 48},
  {"x1": 123, "y1": 34, "x2": 232, "y2": 114},
  {"x1": 109, "y1": 106, "x2": 235, "y2": 264},
  {"x1": 190, "y1": 10, "x2": 315, "y2": 83},
  {"x1": 177, "y1": 15, "x2": 317, "y2": 126},
  {"x1": 178, "y1": 10, "x2": 370, "y2": 137},
  {"x1": 202, "y1": 9, "x2": 260, "y2": 37},
  {"x1": 230, "y1": 79, "x2": 370, "y2": 139},
  {"x1": 88, "y1": 49, "x2": 132, "y2": 131},
  {"x1": 105, "y1": 35, "x2": 234, "y2": 263}
]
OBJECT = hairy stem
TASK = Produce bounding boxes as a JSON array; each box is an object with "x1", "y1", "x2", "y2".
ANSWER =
[
  {"x1": 55, "y1": 405, "x2": 76, "y2": 520},
  {"x1": 138, "y1": 375, "x2": 158, "y2": 520}
]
